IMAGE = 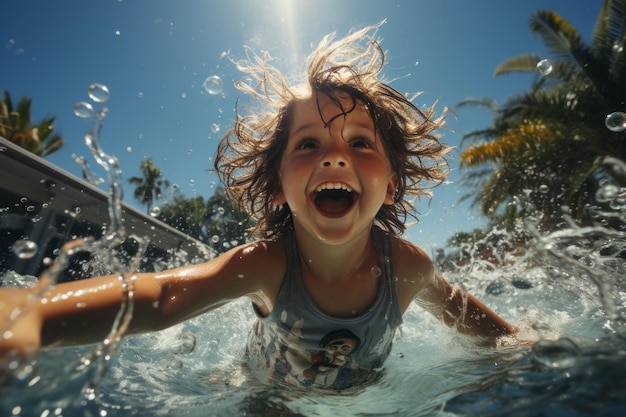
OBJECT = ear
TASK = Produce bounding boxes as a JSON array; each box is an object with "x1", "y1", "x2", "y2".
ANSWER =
[
  {"x1": 272, "y1": 186, "x2": 287, "y2": 206},
  {"x1": 384, "y1": 173, "x2": 399, "y2": 205}
]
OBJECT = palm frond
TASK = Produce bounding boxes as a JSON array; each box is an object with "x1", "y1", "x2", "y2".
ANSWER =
[
  {"x1": 494, "y1": 54, "x2": 543, "y2": 76},
  {"x1": 456, "y1": 97, "x2": 498, "y2": 110}
]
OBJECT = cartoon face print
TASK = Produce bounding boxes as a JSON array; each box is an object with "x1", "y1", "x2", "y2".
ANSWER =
[
  {"x1": 314, "y1": 328, "x2": 361, "y2": 370},
  {"x1": 320, "y1": 337, "x2": 357, "y2": 366}
]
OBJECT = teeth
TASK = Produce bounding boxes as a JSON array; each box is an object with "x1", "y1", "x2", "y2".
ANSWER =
[{"x1": 316, "y1": 183, "x2": 353, "y2": 193}]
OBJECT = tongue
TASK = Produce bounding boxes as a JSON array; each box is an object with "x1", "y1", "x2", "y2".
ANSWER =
[{"x1": 316, "y1": 196, "x2": 352, "y2": 214}]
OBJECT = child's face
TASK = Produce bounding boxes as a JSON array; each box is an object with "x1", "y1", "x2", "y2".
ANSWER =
[{"x1": 274, "y1": 92, "x2": 398, "y2": 244}]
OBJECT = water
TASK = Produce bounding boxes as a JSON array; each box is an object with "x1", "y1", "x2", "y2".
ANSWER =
[
  {"x1": 1, "y1": 88, "x2": 626, "y2": 416},
  {"x1": 3, "y1": 214, "x2": 625, "y2": 416}
]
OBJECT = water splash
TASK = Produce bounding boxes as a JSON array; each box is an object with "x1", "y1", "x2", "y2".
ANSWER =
[{"x1": 1, "y1": 84, "x2": 150, "y2": 409}]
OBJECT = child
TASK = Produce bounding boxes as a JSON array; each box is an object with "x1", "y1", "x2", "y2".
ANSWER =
[{"x1": 0, "y1": 23, "x2": 517, "y2": 390}]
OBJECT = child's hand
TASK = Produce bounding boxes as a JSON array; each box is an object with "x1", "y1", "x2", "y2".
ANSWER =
[{"x1": 0, "y1": 288, "x2": 43, "y2": 363}]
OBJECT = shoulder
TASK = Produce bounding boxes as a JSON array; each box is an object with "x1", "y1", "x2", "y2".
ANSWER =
[
  {"x1": 390, "y1": 236, "x2": 435, "y2": 313},
  {"x1": 230, "y1": 237, "x2": 287, "y2": 312},
  {"x1": 227, "y1": 237, "x2": 287, "y2": 283}
]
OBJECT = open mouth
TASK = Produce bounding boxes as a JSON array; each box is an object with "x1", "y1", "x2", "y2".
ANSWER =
[{"x1": 312, "y1": 187, "x2": 357, "y2": 216}]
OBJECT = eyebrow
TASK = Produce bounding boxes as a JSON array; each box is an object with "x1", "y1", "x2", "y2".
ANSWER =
[
  {"x1": 291, "y1": 120, "x2": 374, "y2": 137},
  {"x1": 290, "y1": 122, "x2": 317, "y2": 136}
]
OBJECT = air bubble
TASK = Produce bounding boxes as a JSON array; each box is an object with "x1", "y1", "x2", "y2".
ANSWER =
[
  {"x1": 74, "y1": 102, "x2": 94, "y2": 119},
  {"x1": 605, "y1": 111, "x2": 626, "y2": 133},
  {"x1": 538, "y1": 184, "x2": 549, "y2": 194},
  {"x1": 211, "y1": 123, "x2": 220, "y2": 133},
  {"x1": 88, "y1": 83, "x2": 110, "y2": 103},
  {"x1": 536, "y1": 59, "x2": 553, "y2": 76},
  {"x1": 371, "y1": 265, "x2": 382, "y2": 277},
  {"x1": 211, "y1": 235, "x2": 220, "y2": 243},
  {"x1": 12, "y1": 239, "x2": 38, "y2": 259},
  {"x1": 203, "y1": 75, "x2": 223, "y2": 95},
  {"x1": 149, "y1": 206, "x2": 161, "y2": 217}
]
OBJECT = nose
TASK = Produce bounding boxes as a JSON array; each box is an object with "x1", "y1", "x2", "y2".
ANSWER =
[{"x1": 321, "y1": 142, "x2": 349, "y2": 168}]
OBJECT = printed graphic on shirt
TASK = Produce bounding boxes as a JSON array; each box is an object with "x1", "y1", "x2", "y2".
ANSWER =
[{"x1": 247, "y1": 314, "x2": 391, "y2": 389}]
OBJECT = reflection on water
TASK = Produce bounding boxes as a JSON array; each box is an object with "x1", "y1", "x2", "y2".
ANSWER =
[{"x1": 1, "y1": 93, "x2": 626, "y2": 416}]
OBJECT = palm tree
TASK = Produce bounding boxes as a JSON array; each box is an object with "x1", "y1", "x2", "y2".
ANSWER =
[
  {"x1": 128, "y1": 158, "x2": 170, "y2": 212},
  {"x1": 0, "y1": 90, "x2": 64, "y2": 157},
  {"x1": 458, "y1": 0, "x2": 626, "y2": 228}
]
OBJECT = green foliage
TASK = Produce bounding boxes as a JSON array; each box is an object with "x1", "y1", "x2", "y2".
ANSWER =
[
  {"x1": 0, "y1": 90, "x2": 64, "y2": 157},
  {"x1": 127, "y1": 158, "x2": 253, "y2": 253},
  {"x1": 159, "y1": 186, "x2": 253, "y2": 253},
  {"x1": 128, "y1": 158, "x2": 170, "y2": 212},
  {"x1": 458, "y1": 0, "x2": 626, "y2": 231}
]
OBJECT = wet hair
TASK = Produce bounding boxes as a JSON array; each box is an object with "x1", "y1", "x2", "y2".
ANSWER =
[{"x1": 215, "y1": 22, "x2": 451, "y2": 239}]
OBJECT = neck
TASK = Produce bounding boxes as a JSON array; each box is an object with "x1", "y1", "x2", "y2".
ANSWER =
[{"x1": 293, "y1": 225, "x2": 375, "y2": 282}]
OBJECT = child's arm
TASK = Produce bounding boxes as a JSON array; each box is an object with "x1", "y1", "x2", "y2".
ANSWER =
[
  {"x1": 415, "y1": 272, "x2": 517, "y2": 341},
  {"x1": 0, "y1": 239, "x2": 284, "y2": 356},
  {"x1": 394, "y1": 238, "x2": 516, "y2": 345}
]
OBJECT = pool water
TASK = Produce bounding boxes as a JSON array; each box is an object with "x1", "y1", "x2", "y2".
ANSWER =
[{"x1": 2, "y1": 222, "x2": 625, "y2": 417}]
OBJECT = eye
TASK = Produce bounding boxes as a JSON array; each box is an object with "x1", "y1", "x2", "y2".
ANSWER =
[
  {"x1": 350, "y1": 137, "x2": 374, "y2": 149},
  {"x1": 295, "y1": 138, "x2": 318, "y2": 150}
]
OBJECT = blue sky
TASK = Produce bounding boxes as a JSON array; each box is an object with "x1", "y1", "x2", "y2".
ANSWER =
[{"x1": 1, "y1": 0, "x2": 599, "y2": 251}]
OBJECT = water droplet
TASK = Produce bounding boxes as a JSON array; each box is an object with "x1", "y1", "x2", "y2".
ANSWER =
[
  {"x1": 371, "y1": 265, "x2": 382, "y2": 277},
  {"x1": 532, "y1": 337, "x2": 580, "y2": 368},
  {"x1": 605, "y1": 111, "x2": 626, "y2": 132},
  {"x1": 74, "y1": 102, "x2": 94, "y2": 119},
  {"x1": 88, "y1": 83, "x2": 110, "y2": 103},
  {"x1": 211, "y1": 235, "x2": 220, "y2": 243},
  {"x1": 203, "y1": 75, "x2": 223, "y2": 95},
  {"x1": 174, "y1": 332, "x2": 196, "y2": 354},
  {"x1": 211, "y1": 123, "x2": 220, "y2": 133},
  {"x1": 595, "y1": 183, "x2": 620, "y2": 202},
  {"x1": 98, "y1": 107, "x2": 110, "y2": 119},
  {"x1": 485, "y1": 281, "x2": 506, "y2": 296},
  {"x1": 536, "y1": 59, "x2": 553, "y2": 76},
  {"x1": 149, "y1": 206, "x2": 161, "y2": 217},
  {"x1": 12, "y1": 239, "x2": 38, "y2": 259}
]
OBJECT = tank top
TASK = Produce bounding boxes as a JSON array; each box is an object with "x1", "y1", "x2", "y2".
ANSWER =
[{"x1": 245, "y1": 226, "x2": 403, "y2": 390}]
